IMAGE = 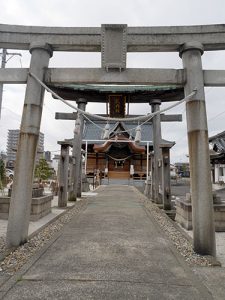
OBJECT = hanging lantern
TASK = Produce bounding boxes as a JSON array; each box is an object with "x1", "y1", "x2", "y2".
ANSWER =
[
  {"x1": 102, "y1": 122, "x2": 110, "y2": 140},
  {"x1": 74, "y1": 114, "x2": 81, "y2": 135},
  {"x1": 134, "y1": 125, "x2": 141, "y2": 144}
]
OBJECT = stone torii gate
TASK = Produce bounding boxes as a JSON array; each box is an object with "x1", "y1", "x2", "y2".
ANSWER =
[{"x1": 1, "y1": 24, "x2": 225, "y2": 256}]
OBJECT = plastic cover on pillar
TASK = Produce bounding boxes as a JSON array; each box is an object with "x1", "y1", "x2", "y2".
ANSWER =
[{"x1": 102, "y1": 123, "x2": 110, "y2": 140}]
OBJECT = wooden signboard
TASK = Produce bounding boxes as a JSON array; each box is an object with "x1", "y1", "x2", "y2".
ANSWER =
[{"x1": 109, "y1": 94, "x2": 126, "y2": 118}]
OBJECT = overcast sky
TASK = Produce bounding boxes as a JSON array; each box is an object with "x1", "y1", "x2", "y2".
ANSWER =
[{"x1": 1, "y1": 0, "x2": 225, "y2": 163}]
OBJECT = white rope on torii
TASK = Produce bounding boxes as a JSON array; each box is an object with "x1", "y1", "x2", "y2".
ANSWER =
[{"x1": 29, "y1": 72, "x2": 197, "y2": 123}]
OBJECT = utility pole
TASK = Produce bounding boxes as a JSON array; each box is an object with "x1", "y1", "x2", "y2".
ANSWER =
[
  {"x1": 0, "y1": 49, "x2": 6, "y2": 119},
  {"x1": 0, "y1": 49, "x2": 22, "y2": 119}
]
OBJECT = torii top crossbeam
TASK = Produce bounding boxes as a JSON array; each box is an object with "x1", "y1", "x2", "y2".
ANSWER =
[
  {"x1": 1, "y1": 23, "x2": 225, "y2": 52},
  {"x1": 1, "y1": 23, "x2": 225, "y2": 89}
]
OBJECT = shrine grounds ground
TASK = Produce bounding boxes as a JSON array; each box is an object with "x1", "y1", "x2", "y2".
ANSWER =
[{"x1": 0, "y1": 182, "x2": 225, "y2": 298}]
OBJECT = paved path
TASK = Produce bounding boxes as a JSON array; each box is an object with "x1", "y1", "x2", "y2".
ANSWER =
[{"x1": 1, "y1": 185, "x2": 212, "y2": 299}]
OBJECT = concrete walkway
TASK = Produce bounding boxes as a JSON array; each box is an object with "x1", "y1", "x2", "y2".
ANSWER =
[{"x1": 0, "y1": 185, "x2": 212, "y2": 299}]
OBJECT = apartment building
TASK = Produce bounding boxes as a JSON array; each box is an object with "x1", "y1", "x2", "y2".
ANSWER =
[{"x1": 6, "y1": 129, "x2": 44, "y2": 168}]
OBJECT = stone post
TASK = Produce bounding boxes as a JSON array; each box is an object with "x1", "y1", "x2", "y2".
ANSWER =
[
  {"x1": 144, "y1": 142, "x2": 151, "y2": 198},
  {"x1": 68, "y1": 156, "x2": 73, "y2": 193},
  {"x1": 180, "y1": 42, "x2": 216, "y2": 256},
  {"x1": 69, "y1": 98, "x2": 87, "y2": 201},
  {"x1": 150, "y1": 152, "x2": 154, "y2": 200},
  {"x1": 58, "y1": 143, "x2": 70, "y2": 207},
  {"x1": 146, "y1": 141, "x2": 149, "y2": 180},
  {"x1": 84, "y1": 140, "x2": 88, "y2": 175},
  {"x1": 150, "y1": 100, "x2": 162, "y2": 204},
  {"x1": 76, "y1": 99, "x2": 87, "y2": 197},
  {"x1": 160, "y1": 144, "x2": 173, "y2": 210},
  {"x1": 68, "y1": 120, "x2": 78, "y2": 201},
  {"x1": 6, "y1": 43, "x2": 53, "y2": 247}
]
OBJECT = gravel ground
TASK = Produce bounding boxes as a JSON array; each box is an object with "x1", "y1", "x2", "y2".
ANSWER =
[
  {"x1": 142, "y1": 196, "x2": 217, "y2": 267},
  {"x1": 0, "y1": 188, "x2": 219, "y2": 276},
  {"x1": 0, "y1": 199, "x2": 88, "y2": 275}
]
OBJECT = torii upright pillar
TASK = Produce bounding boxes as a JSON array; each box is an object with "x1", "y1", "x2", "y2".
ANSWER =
[
  {"x1": 69, "y1": 98, "x2": 87, "y2": 201},
  {"x1": 76, "y1": 99, "x2": 87, "y2": 197},
  {"x1": 58, "y1": 142, "x2": 70, "y2": 207},
  {"x1": 6, "y1": 43, "x2": 53, "y2": 247},
  {"x1": 160, "y1": 143, "x2": 174, "y2": 210},
  {"x1": 180, "y1": 42, "x2": 215, "y2": 256},
  {"x1": 150, "y1": 99, "x2": 162, "y2": 205}
]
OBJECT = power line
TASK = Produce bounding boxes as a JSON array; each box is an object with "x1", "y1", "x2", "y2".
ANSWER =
[
  {"x1": 0, "y1": 49, "x2": 22, "y2": 119},
  {"x1": 208, "y1": 109, "x2": 225, "y2": 122}
]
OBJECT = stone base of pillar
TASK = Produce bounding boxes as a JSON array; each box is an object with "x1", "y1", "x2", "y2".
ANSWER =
[
  {"x1": 153, "y1": 192, "x2": 163, "y2": 205},
  {"x1": 82, "y1": 175, "x2": 90, "y2": 192},
  {"x1": 144, "y1": 180, "x2": 151, "y2": 198},
  {"x1": 156, "y1": 203, "x2": 163, "y2": 209},
  {"x1": 68, "y1": 192, "x2": 77, "y2": 202},
  {"x1": 164, "y1": 210, "x2": 176, "y2": 221}
]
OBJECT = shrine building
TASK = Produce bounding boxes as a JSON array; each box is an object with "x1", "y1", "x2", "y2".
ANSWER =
[{"x1": 54, "y1": 84, "x2": 180, "y2": 181}]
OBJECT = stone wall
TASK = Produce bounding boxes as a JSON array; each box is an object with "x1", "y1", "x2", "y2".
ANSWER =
[
  {"x1": 0, "y1": 194, "x2": 53, "y2": 221},
  {"x1": 175, "y1": 198, "x2": 225, "y2": 231}
]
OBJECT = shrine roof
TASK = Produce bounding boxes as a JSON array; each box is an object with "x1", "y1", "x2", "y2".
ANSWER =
[
  {"x1": 82, "y1": 121, "x2": 151, "y2": 145},
  {"x1": 50, "y1": 84, "x2": 184, "y2": 103},
  {"x1": 81, "y1": 120, "x2": 174, "y2": 146},
  {"x1": 209, "y1": 131, "x2": 225, "y2": 154},
  {"x1": 209, "y1": 131, "x2": 225, "y2": 142}
]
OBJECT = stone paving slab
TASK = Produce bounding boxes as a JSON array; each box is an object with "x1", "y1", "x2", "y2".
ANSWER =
[
  {"x1": 1, "y1": 280, "x2": 209, "y2": 300},
  {"x1": 192, "y1": 266, "x2": 225, "y2": 300},
  {"x1": 0, "y1": 185, "x2": 212, "y2": 299}
]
